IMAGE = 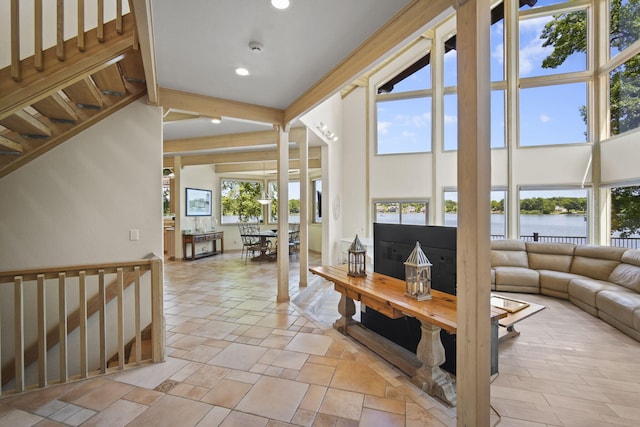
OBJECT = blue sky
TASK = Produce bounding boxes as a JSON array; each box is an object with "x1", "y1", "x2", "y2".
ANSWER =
[{"x1": 377, "y1": 1, "x2": 588, "y2": 154}]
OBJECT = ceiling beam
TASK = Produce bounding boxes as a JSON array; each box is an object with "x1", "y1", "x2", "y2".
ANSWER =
[
  {"x1": 214, "y1": 159, "x2": 321, "y2": 174},
  {"x1": 177, "y1": 146, "x2": 321, "y2": 166},
  {"x1": 163, "y1": 127, "x2": 307, "y2": 153},
  {"x1": 284, "y1": 0, "x2": 452, "y2": 123},
  {"x1": 159, "y1": 87, "x2": 284, "y2": 126}
]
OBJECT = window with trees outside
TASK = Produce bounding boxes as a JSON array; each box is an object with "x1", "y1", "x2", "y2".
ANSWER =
[
  {"x1": 610, "y1": 185, "x2": 640, "y2": 246},
  {"x1": 519, "y1": 189, "x2": 588, "y2": 240},
  {"x1": 375, "y1": 201, "x2": 428, "y2": 225},
  {"x1": 268, "y1": 181, "x2": 301, "y2": 224},
  {"x1": 444, "y1": 190, "x2": 507, "y2": 238},
  {"x1": 220, "y1": 179, "x2": 264, "y2": 224}
]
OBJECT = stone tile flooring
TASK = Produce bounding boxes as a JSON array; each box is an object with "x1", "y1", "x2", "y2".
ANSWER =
[{"x1": 1, "y1": 251, "x2": 639, "y2": 426}]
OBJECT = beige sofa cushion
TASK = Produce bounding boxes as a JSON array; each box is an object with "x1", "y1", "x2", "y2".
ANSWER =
[
  {"x1": 568, "y1": 277, "x2": 622, "y2": 308},
  {"x1": 608, "y1": 250, "x2": 640, "y2": 293},
  {"x1": 539, "y1": 270, "x2": 584, "y2": 299},
  {"x1": 494, "y1": 266, "x2": 539, "y2": 293},
  {"x1": 526, "y1": 242, "x2": 576, "y2": 272},
  {"x1": 635, "y1": 308, "x2": 640, "y2": 331},
  {"x1": 596, "y1": 289, "x2": 640, "y2": 329},
  {"x1": 570, "y1": 245, "x2": 626, "y2": 280},
  {"x1": 491, "y1": 239, "x2": 528, "y2": 268}
]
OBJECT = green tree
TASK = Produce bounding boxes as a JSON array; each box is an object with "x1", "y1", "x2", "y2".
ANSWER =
[
  {"x1": 444, "y1": 199, "x2": 457, "y2": 213},
  {"x1": 540, "y1": 0, "x2": 640, "y2": 135},
  {"x1": 221, "y1": 180, "x2": 263, "y2": 222},
  {"x1": 611, "y1": 186, "x2": 640, "y2": 237}
]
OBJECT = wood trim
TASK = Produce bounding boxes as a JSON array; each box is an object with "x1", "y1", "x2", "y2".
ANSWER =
[
  {"x1": 163, "y1": 127, "x2": 307, "y2": 153},
  {"x1": 284, "y1": 0, "x2": 452, "y2": 123},
  {"x1": 0, "y1": 15, "x2": 136, "y2": 120},
  {"x1": 35, "y1": 0, "x2": 43, "y2": 71},
  {"x1": 130, "y1": 0, "x2": 159, "y2": 104},
  {"x1": 213, "y1": 159, "x2": 321, "y2": 174},
  {"x1": 179, "y1": 146, "x2": 321, "y2": 167},
  {"x1": 159, "y1": 87, "x2": 284, "y2": 126},
  {"x1": 11, "y1": 0, "x2": 20, "y2": 81},
  {"x1": 78, "y1": 0, "x2": 85, "y2": 51},
  {"x1": 57, "y1": 0, "x2": 65, "y2": 61}
]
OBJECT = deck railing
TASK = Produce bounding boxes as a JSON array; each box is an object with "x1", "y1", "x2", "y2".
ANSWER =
[
  {"x1": 491, "y1": 234, "x2": 640, "y2": 249},
  {"x1": 0, "y1": 256, "x2": 164, "y2": 396}
]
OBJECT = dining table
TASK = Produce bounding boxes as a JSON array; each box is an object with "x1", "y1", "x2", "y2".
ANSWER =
[{"x1": 241, "y1": 229, "x2": 278, "y2": 262}]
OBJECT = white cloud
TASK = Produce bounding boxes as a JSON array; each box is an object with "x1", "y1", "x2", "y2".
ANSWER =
[
  {"x1": 519, "y1": 16, "x2": 554, "y2": 76},
  {"x1": 444, "y1": 114, "x2": 457, "y2": 125},
  {"x1": 402, "y1": 131, "x2": 415, "y2": 137},
  {"x1": 492, "y1": 42, "x2": 504, "y2": 66},
  {"x1": 378, "y1": 121, "x2": 392, "y2": 135},
  {"x1": 540, "y1": 114, "x2": 551, "y2": 123}
]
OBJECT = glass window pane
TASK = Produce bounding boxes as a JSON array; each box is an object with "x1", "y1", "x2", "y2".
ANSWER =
[
  {"x1": 519, "y1": 83, "x2": 588, "y2": 146},
  {"x1": 519, "y1": 11, "x2": 587, "y2": 78},
  {"x1": 400, "y1": 203, "x2": 427, "y2": 225},
  {"x1": 221, "y1": 179, "x2": 263, "y2": 224},
  {"x1": 375, "y1": 202, "x2": 400, "y2": 224},
  {"x1": 376, "y1": 97, "x2": 431, "y2": 154},
  {"x1": 610, "y1": 53, "x2": 640, "y2": 136},
  {"x1": 519, "y1": 189, "x2": 588, "y2": 239},
  {"x1": 491, "y1": 190, "x2": 507, "y2": 239},
  {"x1": 289, "y1": 181, "x2": 300, "y2": 223},
  {"x1": 527, "y1": 0, "x2": 572, "y2": 9},
  {"x1": 443, "y1": 47, "x2": 457, "y2": 87},
  {"x1": 491, "y1": 18, "x2": 504, "y2": 82},
  {"x1": 313, "y1": 179, "x2": 322, "y2": 223},
  {"x1": 444, "y1": 93, "x2": 457, "y2": 151},
  {"x1": 387, "y1": 61, "x2": 432, "y2": 93},
  {"x1": 444, "y1": 191, "x2": 458, "y2": 227},
  {"x1": 610, "y1": 0, "x2": 640, "y2": 58},
  {"x1": 610, "y1": 186, "x2": 640, "y2": 244},
  {"x1": 491, "y1": 90, "x2": 506, "y2": 148}
]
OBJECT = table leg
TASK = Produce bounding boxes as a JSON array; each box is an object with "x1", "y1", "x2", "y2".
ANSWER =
[
  {"x1": 413, "y1": 320, "x2": 457, "y2": 406},
  {"x1": 333, "y1": 294, "x2": 355, "y2": 334},
  {"x1": 499, "y1": 325, "x2": 521, "y2": 342}
]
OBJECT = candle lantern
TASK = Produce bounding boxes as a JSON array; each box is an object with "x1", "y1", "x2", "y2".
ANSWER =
[
  {"x1": 404, "y1": 241, "x2": 432, "y2": 300},
  {"x1": 347, "y1": 234, "x2": 367, "y2": 277}
]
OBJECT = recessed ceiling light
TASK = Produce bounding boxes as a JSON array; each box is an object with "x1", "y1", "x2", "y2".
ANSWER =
[
  {"x1": 235, "y1": 67, "x2": 250, "y2": 76},
  {"x1": 271, "y1": 0, "x2": 290, "y2": 10},
  {"x1": 210, "y1": 117, "x2": 221, "y2": 124}
]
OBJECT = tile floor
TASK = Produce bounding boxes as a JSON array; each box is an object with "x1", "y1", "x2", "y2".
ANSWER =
[{"x1": 1, "y1": 251, "x2": 639, "y2": 426}]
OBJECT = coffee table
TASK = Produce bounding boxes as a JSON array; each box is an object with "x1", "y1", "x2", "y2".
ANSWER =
[{"x1": 491, "y1": 293, "x2": 545, "y2": 342}]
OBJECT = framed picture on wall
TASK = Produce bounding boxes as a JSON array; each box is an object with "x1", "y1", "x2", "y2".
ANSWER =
[{"x1": 185, "y1": 187, "x2": 212, "y2": 216}]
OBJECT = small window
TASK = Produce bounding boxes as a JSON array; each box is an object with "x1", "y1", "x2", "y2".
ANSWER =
[
  {"x1": 519, "y1": 189, "x2": 588, "y2": 240},
  {"x1": 444, "y1": 190, "x2": 507, "y2": 238},
  {"x1": 313, "y1": 179, "x2": 322, "y2": 223},
  {"x1": 610, "y1": 53, "x2": 640, "y2": 136},
  {"x1": 375, "y1": 201, "x2": 428, "y2": 225},
  {"x1": 610, "y1": 0, "x2": 640, "y2": 58}
]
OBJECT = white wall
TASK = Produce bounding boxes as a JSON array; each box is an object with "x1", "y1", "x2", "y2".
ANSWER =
[{"x1": 0, "y1": 100, "x2": 163, "y2": 268}]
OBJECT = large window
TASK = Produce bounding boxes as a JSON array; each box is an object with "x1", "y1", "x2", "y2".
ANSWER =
[
  {"x1": 519, "y1": 189, "x2": 588, "y2": 239},
  {"x1": 375, "y1": 201, "x2": 428, "y2": 225},
  {"x1": 376, "y1": 97, "x2": 432, "y2": 154},
  {"x1": 444, "y1": 190, "x2": 507, "y2": 238},
  {"x1": 610, "y1": 0, "x2": 640, "y2": 59},
  {"x1": 610, "y1": 53, "x2": 640, "y2": 136},
  {"x1": 220, "y1": 179, "x2": 263, "y2": 224}
]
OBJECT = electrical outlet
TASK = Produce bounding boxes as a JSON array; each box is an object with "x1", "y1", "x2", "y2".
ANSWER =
[{"x1": 129, "y1": 229, "x2": 139, "y2": 241}]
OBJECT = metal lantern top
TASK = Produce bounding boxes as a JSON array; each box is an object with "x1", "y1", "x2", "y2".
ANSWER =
[
  {"x1": 404, "y1": 241, "x2": 432, "y2": 268},
  {"x1": 348, "y1": 234, "x2": 366, "y2": 254}
]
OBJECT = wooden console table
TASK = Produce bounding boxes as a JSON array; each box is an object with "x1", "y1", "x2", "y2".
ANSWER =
[
  {"x1": 310, "y1": 264, "x2": 505, "y2": 407},
  {"x1": 182, "y1": 231, "x2": 224, "y2": 261}
]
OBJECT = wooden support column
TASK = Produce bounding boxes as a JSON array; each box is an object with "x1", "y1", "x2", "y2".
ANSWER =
[
  {"x1": 454, "y1": 0, "x2": 492, "y2": 425},
  {"x1": 173, "y1": 156, "x2": 182, "y2": 259},
  {"x1": 299, "y1": 129, "x2": 309, "y2": 287},
  {"x1": 276, "y1": 126, "x2": 290, "y2": 303}
]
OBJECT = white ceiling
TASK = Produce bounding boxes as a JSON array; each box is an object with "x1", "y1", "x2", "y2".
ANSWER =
[{"x1": 152, "y1": 0, "x2": 413, "y2": 141}]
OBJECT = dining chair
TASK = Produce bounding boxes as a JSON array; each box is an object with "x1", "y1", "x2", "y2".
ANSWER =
[{"x1": 288, "y1": 223, "x2": 300, "y2": 257}]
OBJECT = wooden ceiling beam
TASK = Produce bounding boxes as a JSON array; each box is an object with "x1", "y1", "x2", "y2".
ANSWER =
[
  {"x1": 178, "y1": 146, "x2": 321, "y2": 166},
  {"x1": 159, "y1": 87, "x2": 284, "y2": 126},
  {"x1": 163, "y1": 127, "x2": 307, "y2": 153},
  {"x1": 214, "y1": 159, "x2": 321, "y2": 173}
]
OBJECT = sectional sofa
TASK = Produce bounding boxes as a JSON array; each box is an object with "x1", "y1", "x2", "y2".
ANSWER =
[{"x1": 490, "y1": 239, "x2": 640, "y2": 341}]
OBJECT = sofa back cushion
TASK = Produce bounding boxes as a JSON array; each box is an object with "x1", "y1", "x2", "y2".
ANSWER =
[
  {"x1": 608, "y1": 249, "x2": 640, "y2": 293},
  {"x1": 526, "y1": 242, "x2": 576, "y2": 272},
  {"x1": 570, "y1": 245, "x2": 626, "y2": 281},
  {"x1": 491, "y1": 239, "x2": 528, "y2": 268}
]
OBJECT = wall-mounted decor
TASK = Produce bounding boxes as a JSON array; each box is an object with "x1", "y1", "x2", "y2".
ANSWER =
[{"x1": 185, "y1": 187, "x2": 212, "y2": 217}]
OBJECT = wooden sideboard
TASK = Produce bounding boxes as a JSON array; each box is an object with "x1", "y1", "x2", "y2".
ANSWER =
[{"x1": 182, "y1": 231, "x2": 224, "y2": 261}]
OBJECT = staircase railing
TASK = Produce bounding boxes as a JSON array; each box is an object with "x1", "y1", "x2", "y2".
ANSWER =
[{"x1": 0, "y1": 256, "x2": 164, "y2": 396}]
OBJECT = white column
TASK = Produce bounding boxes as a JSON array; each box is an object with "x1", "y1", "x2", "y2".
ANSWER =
[
  {"x1": 299, "y1": 129, "x2": 309, "y2": 287},
  {"x1": 173, "y1": 155, "x2": 183, "y2": 259},
  {"x1": 276, "y1": 126, "x2": 290, "y2": 302},
  {"x1": 455, "y1": 0, "x2": 492, "y2": 426}
]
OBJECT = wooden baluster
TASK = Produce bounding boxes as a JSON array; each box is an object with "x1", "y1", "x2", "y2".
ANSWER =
[
  {"x1": 58, "y1": 273, "x2": 68, "y2": 383},
  {"x1": 117, "y1": 268, "x2": 124, "y2": 369},
  {"x1": 56, "y1": 0, "x2": 64, "y2": 60},
  {"x1": 14, "y1": 277, "x2": 24, "y2": 393},
  {"x1": 134, "y1": 266, "x2": 141, "y2": 365},
  {"x1": 37, "y1": 274, "x2": 47, "y2": 388},
  {"x1": 77, "y1": 0, "x2": 85, "y2": 51},
  {"x1": 10, "y1": 0, "x2": 20, "y2": 81},
  {"x1": 97, "y1": 0, "x2": 104, "y2": 42},
  {"x1": 116, "y1": 0, "x2": 123, "y2": 34},
  {"x1": 35, "y1": 0, "x2": 43, "y2": 71},
  {"x1": 151, "y1": 258, "x2": 164, "y2": 363},
  {"x1": 98, "y1": 269, "x2": 106, "y2": 373},
  {"x1": 79, "y1": 271, "x2": 88, "y2": 378}
]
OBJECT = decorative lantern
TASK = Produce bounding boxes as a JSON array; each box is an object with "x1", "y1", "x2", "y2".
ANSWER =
[
  {"x1": 347, "y1": 235, "x2": 367, "y2": 277},
  {"x1": 404, "y1": 241, "x2": 432, "y2": 300}
]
